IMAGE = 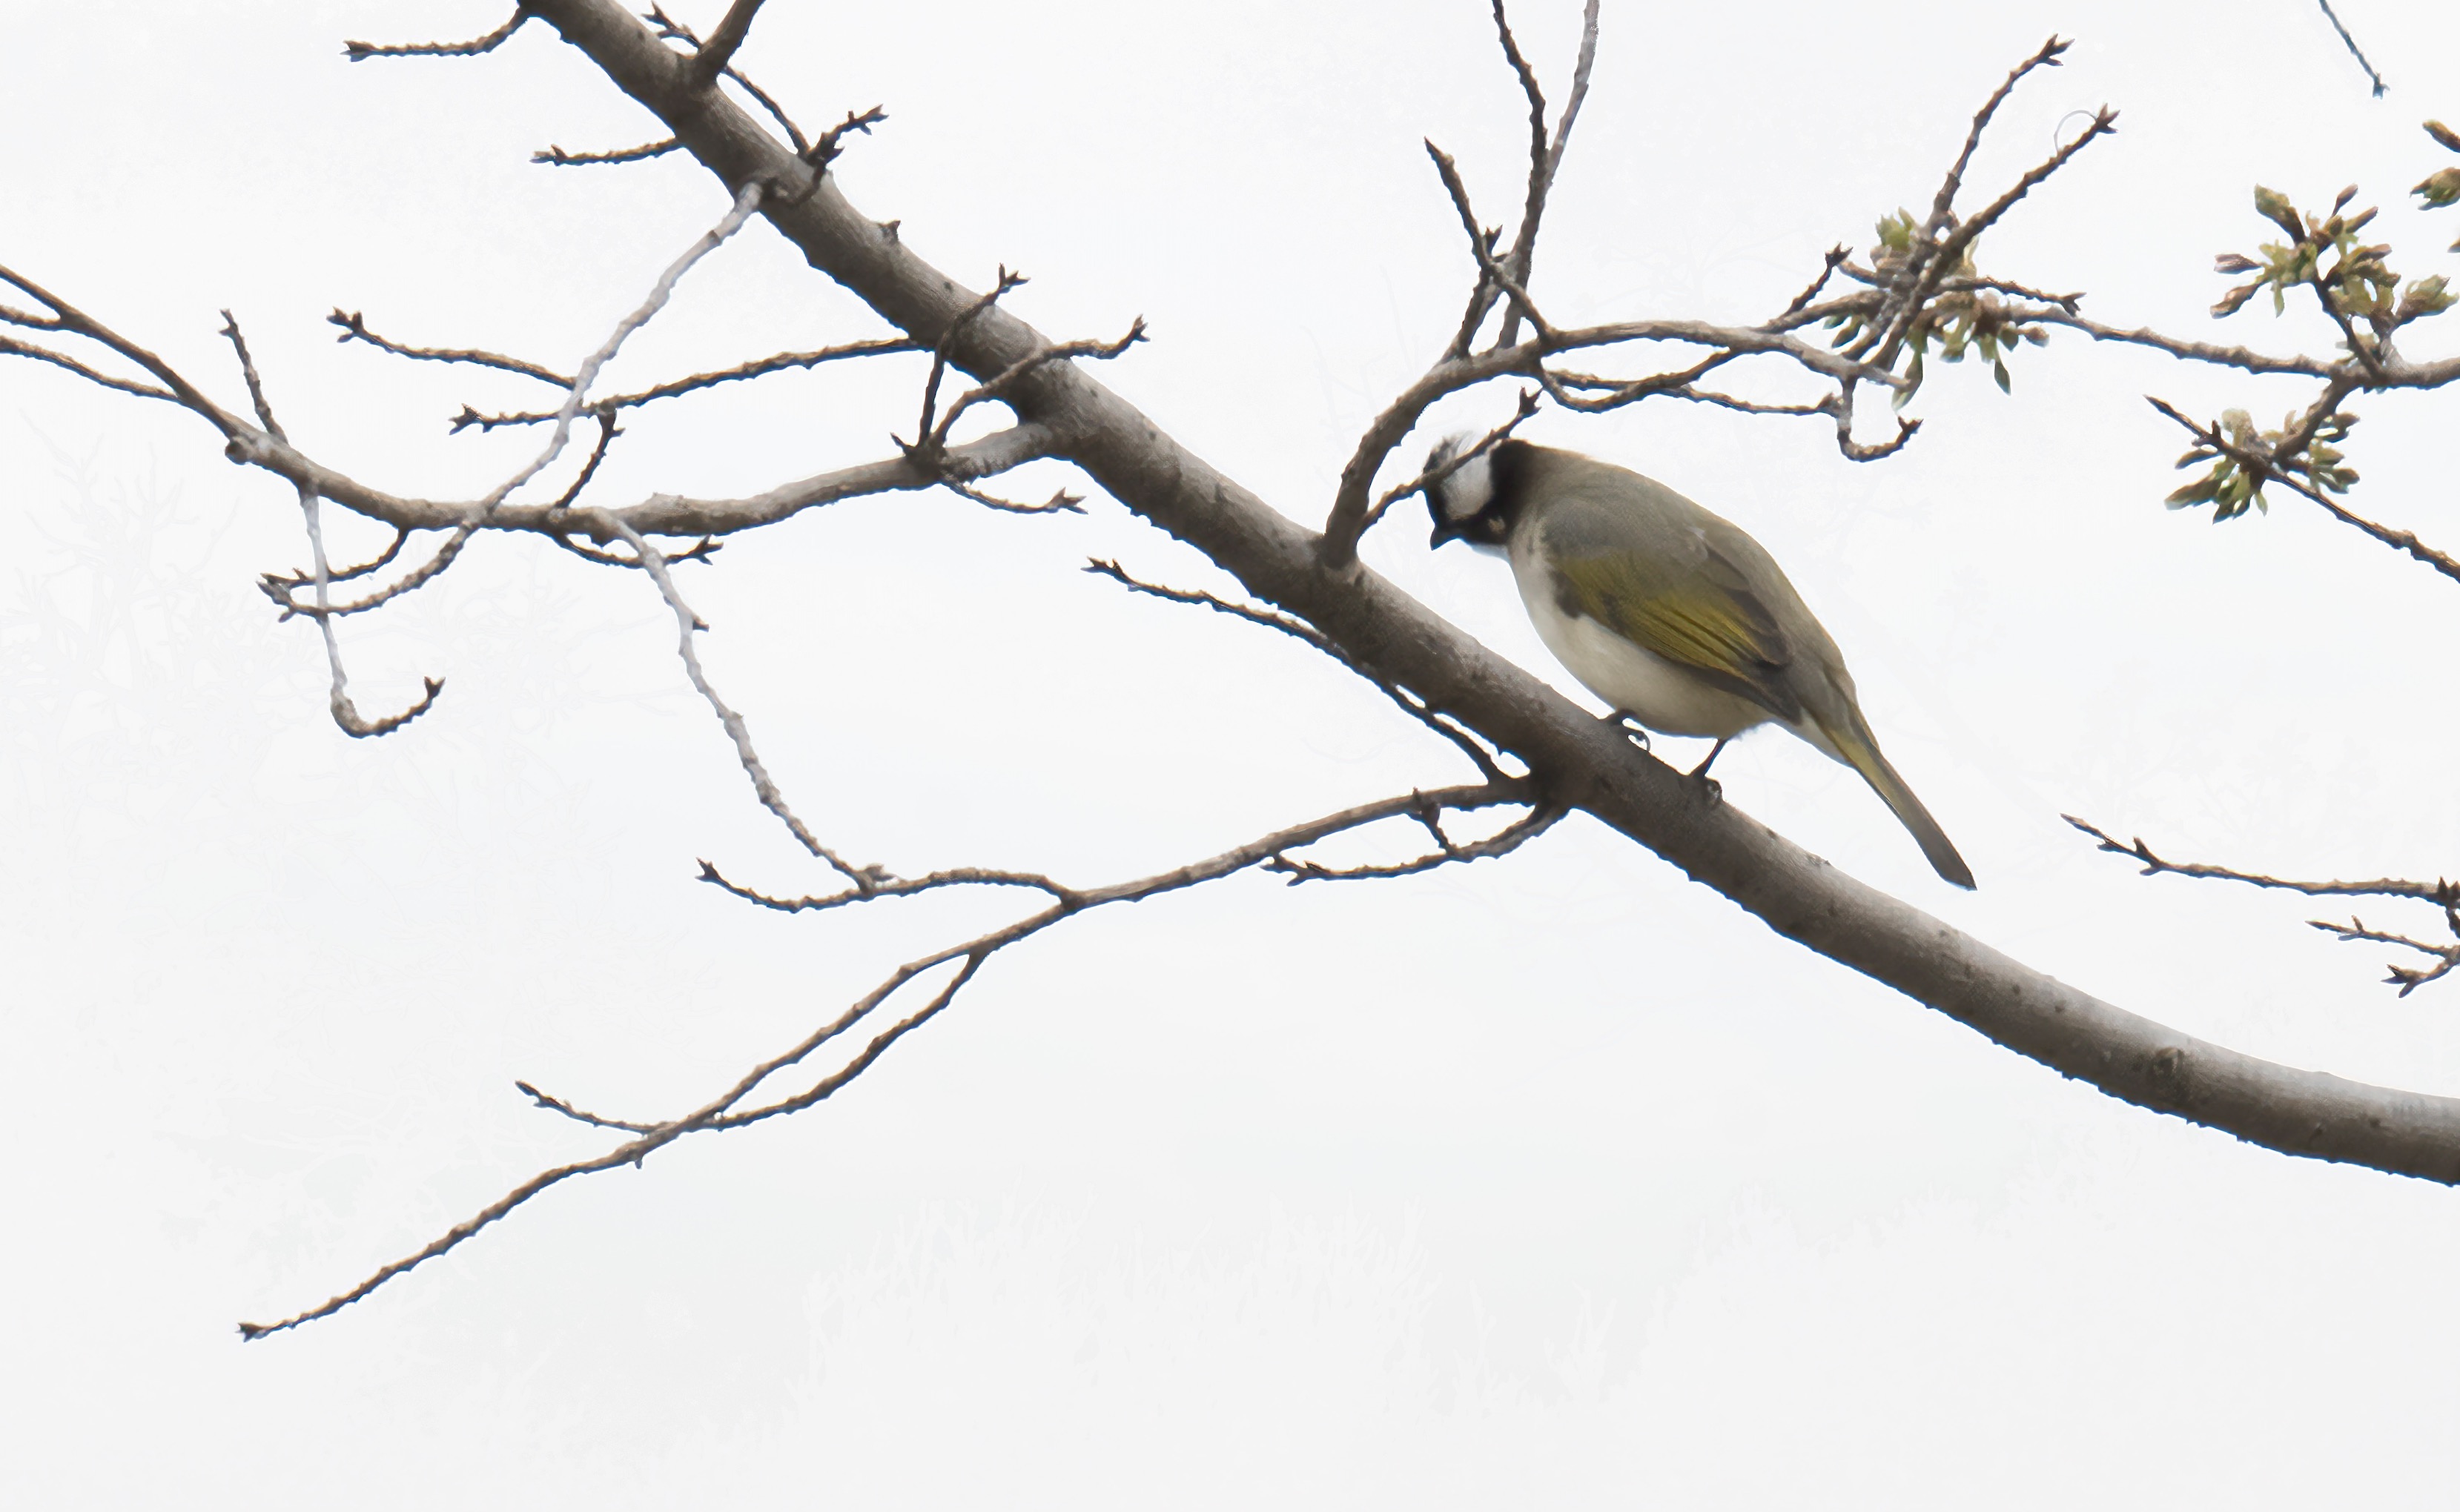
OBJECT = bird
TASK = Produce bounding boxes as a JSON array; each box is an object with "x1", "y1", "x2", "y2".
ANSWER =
[{"x1": 1424, "y1": 435, "x2": 1974, "y2": 889}]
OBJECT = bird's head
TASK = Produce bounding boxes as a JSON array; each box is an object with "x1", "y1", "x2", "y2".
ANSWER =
[{"x1": 1424, "y1": 434, "x2": 1515, "y2": 552}]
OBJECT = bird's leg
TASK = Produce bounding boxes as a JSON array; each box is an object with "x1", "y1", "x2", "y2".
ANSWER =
[
  {"x1": 1601, "y1": 710, "x2": 1651, "y2": 750},
  {"x1": 1687, "y1": 736, "x2": 1730, "y2": 804}
]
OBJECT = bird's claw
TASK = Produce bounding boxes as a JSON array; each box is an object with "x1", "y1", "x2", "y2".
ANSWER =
[{"x1": 1601, "y1": 710, "x2": 1650, "y2": 749}]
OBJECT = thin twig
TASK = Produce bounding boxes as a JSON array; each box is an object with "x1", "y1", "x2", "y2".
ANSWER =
[
  {"x1": 2065, "y1": 815, "x2": 2458, "y2": 905},
  {"x1": 2309, "y1": 917, "x2": 2459, "y2": 997},
  {"x1": 219, "y1": 309, "x2": 446, "y2": 734},
  {"x1": 344, "y1": 9, "x2": 529, "y2": 63},
  {"x1": 329, "y1": 308, "x2": 572, "y2": 387},
  {"x1": 1269, "y1": 799, "x2": 1564, "y2": 883},
  {"x1": 591, "y1": 511, "x2": 878, "y2": 890},
  {"x1": 261, "y1": 528, "x2": 411, "y2": 593},
  {"x1": 807, "y1": 106, "x2": 889, "y2": 170},
  {"x1": 921, "y1": 319, "x2": 1146, "y2": 456},
  {"x1": 513, "y1": 1081, "x2": 661, "y2": 1134},
  {"x1": 1359, "y1": 388, "x2": 1539, "y2": 539},
  {"x1": 1425, "y1": 142, "x2": 1555, "y2": 342},
  {"x1": 1492, "y1": 0, "x2": 1600, "y2": 348},
  {"x1": 546, "y1": 410, "x2": 621, "y2": 511},
  {"x1": 644, "y1": 3, "x2": 808, "y2": 154},
  {"x1": 1084, "y1": 558, "x2": 1512, "y2": 784},
  {"x1": 0, "y1": 334, "x2": 179, "y2": 402},
  {"x1": 450, "y1": 336, "x2": 919, "y2": 431},
  {"x1": 2315, "y1": 0, "x2": 2388, "y2": 97},
  {"x1": 697, "y1": 859, "x2": 1077, "y2": 913},
  {"x1": 0, "y1": 265, "x2": 246, "y2": 435},
  {"x1": 550, "y1": 532, "x2": 721, "y2": 570},
  {"x1": 260, "y1": 528, "x2": 475, "y2": 621},
  {"x1": 936, "y1": 477, "x2": 1086, "y2": 514},
  {"x1": 909, "y1": 268, "x2": 1026, "y2": 454},
  {"x1": 532, "y1": 139, "x2": 681, "y2": 167}
]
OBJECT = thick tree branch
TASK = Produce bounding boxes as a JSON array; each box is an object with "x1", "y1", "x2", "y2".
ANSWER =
[{"x1": 514, "y1": 0, "x2": 2460, "y2": 1188}]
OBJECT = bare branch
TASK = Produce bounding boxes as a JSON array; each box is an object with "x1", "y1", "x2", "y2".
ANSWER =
[
  {"x1": 692, "y1": 0, "x2": 764, "y2": 82},
  {"x1": 1424, "y1": 141, "x2": 1554, "y2": 342},
  {"x1": 2026, "y1": 308, "x2": 2367, "y2": 379},
  {"x1": 0, "y1": 264, "x2": 246, "y2": 436},
  {"x1": 807, "y1": 106, "x2": 889, "y2": 170},
  {"x1": 697, "y1": 859, "x2": 1077, "y2": 913},
  {"x1": 546, "y1": 408, "x2": 621, "y2": 511},
  {"x1": 260, "y1": 528, "x2": 410, "y2": 594},
  {"x1": 2066, "y1": 816, "x2": 2459, "y2": 906},
  {"x1": 1085, "y1": 558, "x2": 1511, "y2": 784},
  {"x1": 294, "y1": 485, "x2": 448, "y2": 738},
  {"x1": 908, "y1": 267, "x2": 1027, "y2": 455},
  {"x1": 1492, "y1": 0, "x2": 1600, "y2": 348},
  {"x1": 532, "y1": 138, "x2": 680, "y2": 167},
  {"x1": 2310, "y1": 918, "x2": 2459, "y2": 998},
  {"x1": 590, "y1": 510, "x2": 879, "y2": 891},
  {"x1": 2315, "y1": 0, "x2": 2389, "y2": 97},
  {"x1": 239, "y1": 776, "x2": 1534, "y2": 1336},
  {"x1": 936, "y1": 477, "x2": 1085, "y2": 514},
  {"x1": 921, "y1": 318, "x2": 1146, "y2": 457},
  {"x1": 644, "y1": 3, "x2": 808, "y2": 154},
  {"x1": 1268, "y1": 798, "x2": 1565, "y2": 883},
  {"x1": 259, "y1": 527, "x2": 474, "y2": 622},
  {"x1": 212, "y1": 416, "x2": 1054, "y2": 543},
  {"x1": 452, "y1": 336, "x2": 919, "y2": 431},
  {"x1": 514, "y1": 1081, "x2": 660, "y2": 1134},
  {"x1": 550, "y1": 531, "x2": 720, "y2": 570},
  {"x1": 0, "y1": 333, "x2": 179, "y2": 402},
  {"x1": 216, "y1": 311, "x2": 284, "y2": 437},
  {"x1": 1931, "y1": 36, "x2": 2072, "y2": 239},
  {"x1": 344, "y1": 9, "x2": 530, "y2": 63},
  {"x1": 1782, "y1": 246, "x2": 1852, "y2": 319},
  {"x1": 329, "y1": 308, "x2": 573, "y2": 386}
]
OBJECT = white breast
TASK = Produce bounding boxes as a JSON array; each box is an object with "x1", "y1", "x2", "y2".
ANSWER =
[{"x1": 1506, "y1": 532, "x2": 1773, "y2": 740}]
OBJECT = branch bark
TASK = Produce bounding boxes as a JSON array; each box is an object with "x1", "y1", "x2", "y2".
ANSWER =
[{"x1": 514, "y1": 0, "x2": 2460, "y2": 1184}]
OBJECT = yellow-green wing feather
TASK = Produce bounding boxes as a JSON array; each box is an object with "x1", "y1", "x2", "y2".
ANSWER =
[{"x1": 1549, "y1": 547, "x2": 1802, "y2": 721}]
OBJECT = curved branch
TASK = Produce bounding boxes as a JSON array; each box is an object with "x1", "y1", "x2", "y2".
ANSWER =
[{"x1": 237, "y1": 777, "x2": 1533, "y2": 1336}]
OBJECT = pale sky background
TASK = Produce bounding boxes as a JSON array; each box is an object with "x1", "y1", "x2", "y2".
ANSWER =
[{"x1": 5, "y1": 0, "x2": 2460, "y2": 1505}]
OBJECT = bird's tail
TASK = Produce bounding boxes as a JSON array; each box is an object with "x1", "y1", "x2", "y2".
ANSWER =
[{"x1": 1813, "y1": 710, "x2": 1976, "y2": 889}]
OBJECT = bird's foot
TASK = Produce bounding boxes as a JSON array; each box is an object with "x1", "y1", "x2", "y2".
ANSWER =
[
  {"x1": 1601, "y1": 710, "x2": 1650, "y2": 750},
  {"x1": 1687, "y1": 736, "x2": 1731, "y2": 806}
]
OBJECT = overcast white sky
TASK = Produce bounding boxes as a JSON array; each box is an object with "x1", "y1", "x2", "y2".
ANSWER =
[{"x1": 6, "y1": 0, "x2": 2460, "y2": 1505}]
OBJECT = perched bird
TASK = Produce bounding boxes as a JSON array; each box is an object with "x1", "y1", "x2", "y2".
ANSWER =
[{"x1": 1426, "y1": 437, "x2": 1974, "y2": 889}]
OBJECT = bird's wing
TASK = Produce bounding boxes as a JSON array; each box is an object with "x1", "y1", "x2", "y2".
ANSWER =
[{"x1": 1547, "y1": 535, "x2": 1802, "y2": 723}]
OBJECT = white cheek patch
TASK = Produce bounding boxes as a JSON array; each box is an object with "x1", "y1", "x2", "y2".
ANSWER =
[{"x1": 1435, "y1": 445, "x2": 1493, "y2": 522}]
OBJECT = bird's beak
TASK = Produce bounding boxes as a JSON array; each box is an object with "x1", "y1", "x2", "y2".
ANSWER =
[{"x1": 1429, "y1": 516, "x2": 1467, "y2": 548}]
